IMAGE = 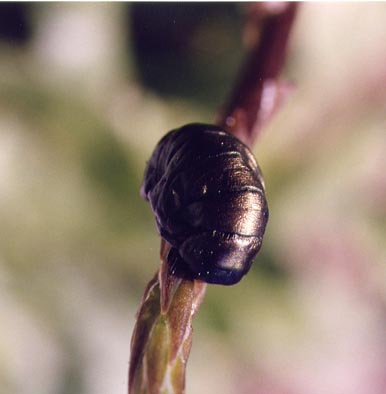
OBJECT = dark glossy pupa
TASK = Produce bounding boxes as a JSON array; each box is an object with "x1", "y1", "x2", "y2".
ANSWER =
[{"x1": 141, "y1": 123, "x2": 268, "y2": 285}]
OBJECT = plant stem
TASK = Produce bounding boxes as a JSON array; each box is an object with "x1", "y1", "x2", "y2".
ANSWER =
[
  {"x1": 216, "y1": 2, "x2": 298, "y2": 148},
  {"x1": 128, "y1": 240, "x2": 206, "y2": 394},
  {"x1": 129, "y1": 3, "x2": 298, "y2": 393}
]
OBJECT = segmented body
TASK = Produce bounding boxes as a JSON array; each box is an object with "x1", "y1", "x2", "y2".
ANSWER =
[{"x1": 141, "y1": 123, "x2": 268, "y2": 285}]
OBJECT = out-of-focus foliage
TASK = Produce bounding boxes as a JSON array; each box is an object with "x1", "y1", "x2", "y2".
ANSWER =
[{"x1": 0, "y1": 3, "x2": 385, "y2": 394}]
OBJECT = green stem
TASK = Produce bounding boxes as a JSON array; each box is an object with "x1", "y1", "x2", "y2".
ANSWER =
[{"x1": 129, "y1": 240, "x2": 206, "y2": 394}]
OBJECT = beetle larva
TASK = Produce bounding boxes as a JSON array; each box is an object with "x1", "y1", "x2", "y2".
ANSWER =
[{"x1": 141, "y1": 123, "x2": 268, "y2": 285}]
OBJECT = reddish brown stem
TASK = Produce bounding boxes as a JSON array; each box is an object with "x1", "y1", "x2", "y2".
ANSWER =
[{"x1": 216, "y1": 2, "x2": 298, "y2": 147}]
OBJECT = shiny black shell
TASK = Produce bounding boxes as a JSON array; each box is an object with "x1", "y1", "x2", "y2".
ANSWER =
[{"x1": 141, "y1": 123, "x2": 268, "y2": 285}]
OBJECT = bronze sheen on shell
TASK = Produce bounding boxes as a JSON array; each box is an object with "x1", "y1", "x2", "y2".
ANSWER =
[{"x1": 141, "y1": 123, "x2": 268, "y2": 285}]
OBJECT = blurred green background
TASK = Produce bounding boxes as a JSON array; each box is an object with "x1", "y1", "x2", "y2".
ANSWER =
[{"x1": 0, "y1": 3, "x2": 385, "y2": 394}]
